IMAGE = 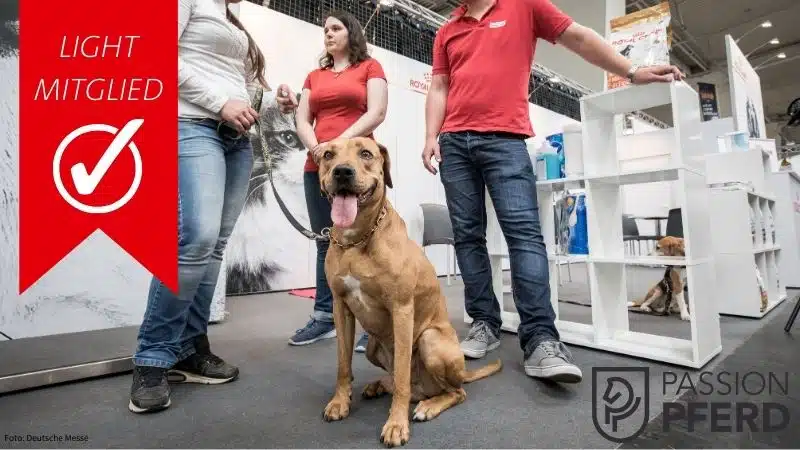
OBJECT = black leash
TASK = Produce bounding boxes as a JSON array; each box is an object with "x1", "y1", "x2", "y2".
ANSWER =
[{"x1": 251, "y1": 86, "x2": 330, "y2": 242}]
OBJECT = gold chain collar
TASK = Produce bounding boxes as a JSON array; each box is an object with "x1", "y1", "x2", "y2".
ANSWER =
[{"x1": 322, "y1": 206, "x2": 387, "y2": 249}]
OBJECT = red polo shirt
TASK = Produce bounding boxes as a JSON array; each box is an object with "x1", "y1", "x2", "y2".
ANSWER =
[
  {"x1": 432, "y1": 0, "x2": 573, "y2": 137},
  {"x1": 302, "y1": 57, "x2": 386, "y2": 172}
]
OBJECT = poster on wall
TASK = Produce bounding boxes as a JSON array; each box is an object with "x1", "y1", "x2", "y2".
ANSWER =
[
  {"x1": 725, "y1": 34, "x2": 767, "y2": 139},
  {"x1": 697, "y1": 82, "x2": 720, "y2": 121}
]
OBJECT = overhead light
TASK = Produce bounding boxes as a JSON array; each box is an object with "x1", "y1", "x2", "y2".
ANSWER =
[
  {"x1": 770, "y1": 38, "x2": 780, "y2": 45},
  {"x1": 379, "y1": 0, "x2": 395, "y2": 6},
  {"x1": 761, "y1": 20, "x2": 772, "y2": 28},
  {"x1": 777, "y1": 52, "x2": 786, "y2": 58},
  {"x1": 549, "y1": 76, "x2": 560, "y2": 83}
]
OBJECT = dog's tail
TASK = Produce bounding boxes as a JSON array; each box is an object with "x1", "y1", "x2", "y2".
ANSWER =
[{"x1": 463, "y1": 359, "x2": 503, "y2": 383}]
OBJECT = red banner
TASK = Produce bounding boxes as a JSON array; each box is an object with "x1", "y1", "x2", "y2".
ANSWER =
[{"x1": 19, "y1": 1, "x2": 178, "y2": 293}]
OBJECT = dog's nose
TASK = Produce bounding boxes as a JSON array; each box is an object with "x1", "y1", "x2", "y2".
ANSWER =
[{"x1": 333, "y1": 165, "x2": 356, "y2": 181}]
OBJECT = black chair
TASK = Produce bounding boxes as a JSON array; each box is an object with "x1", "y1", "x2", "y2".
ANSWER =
[
  {"x1": 665, "y1": 208, "x2": 684, "y2": 238},
  {"x1": 623, "y1": 215, "x2": 660, "y2": 255}
]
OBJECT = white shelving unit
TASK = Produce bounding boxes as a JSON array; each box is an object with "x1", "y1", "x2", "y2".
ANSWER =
[
  {"x1": 469, "y1": 82, "x2": 722, "y2": 369},
  {"x1": 708, "y1": 187, "x2": 786, "y2": 318},
  {"x1": 768, "y1": 170, "x2": 800, "y2": 289}
]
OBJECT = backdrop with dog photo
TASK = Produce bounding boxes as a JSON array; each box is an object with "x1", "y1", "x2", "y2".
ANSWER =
[
  {"x1": 725, "y1": 34, "x2": 767, "y2": 139},
  {"x1": 0, "y1": 1, "x2": 590, "y2": 340}
]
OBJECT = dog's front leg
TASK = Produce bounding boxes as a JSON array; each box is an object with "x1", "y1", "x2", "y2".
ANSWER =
[
  {"x1": 381, "y1": 300, "x2": 414, "y2": 447},
  {"x1": 323, "y1": 295, "x2": 356, "y2": 422},
  {"x1": 674, "y1": 291, "x2": 690, "y2": 321}
]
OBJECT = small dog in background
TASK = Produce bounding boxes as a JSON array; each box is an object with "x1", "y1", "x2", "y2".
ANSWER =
[{"x1": 629, "y1": 236, "x2": 691, "y2": 321}]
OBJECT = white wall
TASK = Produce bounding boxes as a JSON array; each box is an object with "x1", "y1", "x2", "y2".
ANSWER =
[{"x1": 536, "y1": 0, "x2": 626, "y2": 92}]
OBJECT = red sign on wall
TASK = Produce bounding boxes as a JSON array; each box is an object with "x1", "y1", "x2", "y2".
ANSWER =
[{"x1": 18, "y1": 1, "x2": 178, "y2": 293}]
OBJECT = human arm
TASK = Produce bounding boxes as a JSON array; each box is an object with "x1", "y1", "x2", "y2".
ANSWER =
[
  {"x1": 177, "y1": 0, "x2": 229, "y2": 113},
  {"x1": 556, "y1": 22, "x2": 683, "y2": 84},
  {"x1": 295, "y1": 88, "x2": 319, "y2": 152},
  {"x1": 422, "y1": 31, "x2": 449, "y2": 175},
  {"x1": 337, "y1": 60, "x2": 389, "y2": 139}
]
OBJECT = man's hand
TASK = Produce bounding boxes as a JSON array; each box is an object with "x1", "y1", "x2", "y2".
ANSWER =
[
  {"x1": 631, "y1": 65, "x2": 684, "y2": 85},
  {"x1": 220, "y1": 99, "x2": 258, "y2": 133},
  {"x1": 422, "y1": 137, "x2": 441, "y2": 175},
  {"x1": 276, "y1": 83, "x2": 298, "y2": 113}
]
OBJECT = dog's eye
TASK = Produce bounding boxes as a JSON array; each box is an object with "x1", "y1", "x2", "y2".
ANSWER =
[
  {"x1": 323, "y1": 151, "x2": 334, "y2": 160},
  {"x1": 360, "y1": 149, "x2": 373, "y2": 159}
]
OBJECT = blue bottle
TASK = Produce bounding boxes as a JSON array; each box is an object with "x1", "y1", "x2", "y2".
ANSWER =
[{"x1": 568, "y1": 193, "x2": 589, "y2": 255}]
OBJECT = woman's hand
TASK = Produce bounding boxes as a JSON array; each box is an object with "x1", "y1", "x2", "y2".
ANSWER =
[
  {"x1": 312, "y1": 142, "x2": 329, "y2": 163},
  {"x1": 276, "y1": 84, "x2": 298, "y2": 114},
  {"x1": 220, "y1": 99, "x2": 258, "y2": 134}
]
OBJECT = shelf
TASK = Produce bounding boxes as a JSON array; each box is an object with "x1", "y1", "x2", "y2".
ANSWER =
[
  {"x1": 476, "y1": 81, "x2": 723, "y2": 370},
  {"x1": 581, "y1": 82, "x2": 674, "y2": 116},
  {"x1": 536, "y1": 177, "x2": 586, "y2": 192},
  {"x1": 753, "y1": 245, "x2": 780, "y2": 253},
  {"x1": 589, "y1": 255, "x2": 710, "y2": 266},
  {"x1": 584, "y1": 166, "x2": 703, "y2": 186}
]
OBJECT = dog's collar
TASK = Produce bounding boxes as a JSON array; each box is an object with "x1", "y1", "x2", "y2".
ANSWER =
[{"x1": 324, "y1": 206, "x2": 387, "y2": 249}]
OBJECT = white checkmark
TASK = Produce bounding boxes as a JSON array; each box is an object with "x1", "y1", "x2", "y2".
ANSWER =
[{"x1": 71, "y1": 118, "x2": 145, "y2": 196}]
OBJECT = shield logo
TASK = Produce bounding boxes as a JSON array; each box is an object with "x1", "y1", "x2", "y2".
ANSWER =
[{"x1": 592, "y1": 367, "x2": 650, "y2": 443}]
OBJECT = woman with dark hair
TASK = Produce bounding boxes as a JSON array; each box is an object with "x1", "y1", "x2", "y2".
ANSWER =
[
  {"x1": 287, "y1": 10, "x2": 388, "y2": 351},
  {"x1": 130, "y1": 0, "x2": 271, "y2": 414}
]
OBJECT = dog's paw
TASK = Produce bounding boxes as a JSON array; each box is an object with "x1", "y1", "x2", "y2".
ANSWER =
[
  {"x1": 323, "y1": 397, "x2": 350, "y2": 422},
  {"x1": 412, "y1": 400, "x2": 440, "y2": 422},
  {"x1": 680, "y1": 313, "x2": 691, "y2": 321},
  {"x1": 380, "y1": 418, "x2": 410, "y2": 447},
  {"x1": 362, "y1": 380, "x2": 387, "y2": 399},
  {"x1": 640, "y1": 305, "x2": 651, "y2": 312}
]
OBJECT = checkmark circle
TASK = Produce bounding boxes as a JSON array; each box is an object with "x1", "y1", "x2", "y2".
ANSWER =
[{"x1": 52, "y1": 123, "x2": 143, "y2": 215}]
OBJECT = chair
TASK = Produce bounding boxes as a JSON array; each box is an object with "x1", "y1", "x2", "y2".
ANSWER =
[
  {"x1": 420, "y1": 203, "x2": 458, "y2": 285},
  {"x1": 665, "y1": 208, "x2": 684, "y2": 238},
  {"x1": 622, "y1": 215, "x2": 660, "y2": 255}
]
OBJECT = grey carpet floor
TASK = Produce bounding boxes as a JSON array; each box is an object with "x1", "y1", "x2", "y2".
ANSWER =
[{"x1": 0, "y1": 278, "x2": 797, "y2": 449}]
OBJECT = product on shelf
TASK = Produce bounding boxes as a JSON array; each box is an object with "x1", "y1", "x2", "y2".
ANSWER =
[
  {"x1": 545, "y1": 133, "x2": 565, "y2": 179},
  {"x1": 535, "y1": 140, "x2": 561, "y2": 180},
  {"x1": 755, "y1": 265, "x2": 768, "y2": 313},
  {"x1": 568, "y1": 193, "x2": 589, "y2": 255},
  {"x1": 607, "y1": 1, "x2": 672, "y2": 90},
  {"x1": 749, "y1": 207, "x2": 756, "y2": 244},
  {"x1": 766, "y1": 208, "x2": 775, "y2": 243}
]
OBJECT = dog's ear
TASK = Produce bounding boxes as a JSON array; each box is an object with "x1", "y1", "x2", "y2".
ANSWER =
[{"x1": 377, "y1": 142, "x2": 393, "y2": 189}]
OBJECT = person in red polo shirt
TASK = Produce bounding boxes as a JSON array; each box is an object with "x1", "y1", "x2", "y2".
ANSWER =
[
  {"x1": 422, "y1": 0, "x2": 683, "y2": 383},
  {"x1": 286, "y1": 10, "x2": 388, "y2": 349}
]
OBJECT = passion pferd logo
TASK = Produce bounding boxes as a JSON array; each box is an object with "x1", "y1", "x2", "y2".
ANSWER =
[
  {"x1": 18, "y1": 0, "x2": 178, "y2": 293},
  {"x1": 592, "y1": 366, "x2": 650, "y2": 443}
]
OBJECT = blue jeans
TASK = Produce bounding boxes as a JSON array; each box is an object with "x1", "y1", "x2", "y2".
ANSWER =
[
  {"x1": 133, "y1": 118, "x2": 254, "y2": 368},
  {"x1": 438, "y1": 131, "x2": 559, "y2": 357},
  {"x1": 303, "y1": 171, "x2": 334, "y2": 322}
]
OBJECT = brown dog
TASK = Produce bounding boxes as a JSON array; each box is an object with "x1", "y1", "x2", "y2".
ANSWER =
[
  {"x1": 317, "y1": 137, "x2": 502, "y2": 447},
  {"x1": 630, "y1": 236, "x2": 690, "y2": 321}
]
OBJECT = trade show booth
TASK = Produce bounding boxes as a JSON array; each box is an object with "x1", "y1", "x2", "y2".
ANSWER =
[{"x1": 2, "y1": 4, "x2": 799, "y2": 446}]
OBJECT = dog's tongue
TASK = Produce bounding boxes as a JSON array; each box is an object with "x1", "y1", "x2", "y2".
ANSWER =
[{"x1": 331, "y1": 195, "x2": 358, "y2": 228}]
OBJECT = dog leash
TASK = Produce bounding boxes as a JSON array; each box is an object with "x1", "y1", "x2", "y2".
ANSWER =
[{"x1": 251, "y1": 86, "x2": 330, "y2": 242}]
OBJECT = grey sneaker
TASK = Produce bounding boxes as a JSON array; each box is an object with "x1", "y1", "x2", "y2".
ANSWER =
[
  {"x1": 460, "y1": 321, "x2": 500, "y2": 359},
  {"x1": 354, "y1": 333, "x2": 369, "y2": 353},
  {"x1": 524, "y1": 340, "x2": 583, "y2": 383}
]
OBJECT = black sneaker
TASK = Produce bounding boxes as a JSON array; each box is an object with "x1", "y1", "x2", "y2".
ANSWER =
[
  {"x1": 129, "y1": 365, "x2": 171, "y2": 413},
  {"x1": 167, "y1": 335, "x2": 239, "y2": 384}
]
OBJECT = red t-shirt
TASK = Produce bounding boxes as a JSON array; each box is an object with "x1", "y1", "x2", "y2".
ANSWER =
[
  {"x1": 301, "y1": 57, "x2": 387, "y2": 172},
  {"x1": 432, "y1": 0, "x2": 573, "y2": 137}
]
